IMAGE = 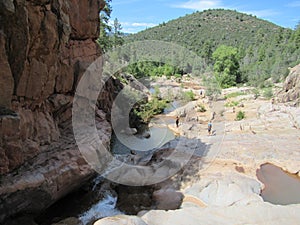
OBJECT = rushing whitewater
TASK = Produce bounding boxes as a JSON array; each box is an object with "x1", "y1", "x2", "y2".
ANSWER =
[{"x1": 79, "y1": 193, "x2": 123, "y2": 225}]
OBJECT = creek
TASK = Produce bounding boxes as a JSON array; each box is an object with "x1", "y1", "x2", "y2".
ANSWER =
[{"x1": 36, "y1": 103, "x2": 179, "y2": 225}]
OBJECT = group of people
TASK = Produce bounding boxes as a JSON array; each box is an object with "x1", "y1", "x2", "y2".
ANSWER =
[{"x1": 175, "y1": 116, "x2": 213, "y2": 135}]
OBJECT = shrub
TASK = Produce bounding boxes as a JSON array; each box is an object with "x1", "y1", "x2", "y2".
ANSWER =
[
  {"x1": 262, "y1": 88, "x2": 273, "y2": 99},
  {"x1": 224, "y1": 101, "x2": 239, "y2": 107},
  {"x1": 182, "y1": 90, "x2": 195, "y2": 102},
  {"x1": 197, "y1": 104, "x2": 206, "y2": 112},
  {"x1": 252, "y1": 88, "x2": 260, "y2": 99},
  {"x1": 236, "y1": 111, "x2": 246, "y2": 121},
  {"x1": 134, "y1": 96, "x2": 168, "y2": 123},
  {"x1": 203, "y1": 75, "x2": 222, "y2": 100}
]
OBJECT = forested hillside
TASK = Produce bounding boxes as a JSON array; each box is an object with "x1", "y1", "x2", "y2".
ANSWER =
[{"x1": 125, "y1": 9, "x2": 300, "y2": 87}]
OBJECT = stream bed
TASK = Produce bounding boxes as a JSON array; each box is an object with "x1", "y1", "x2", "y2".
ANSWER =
[{"x1": 36, "y1": 117, "x2": 177, "y2": 225}]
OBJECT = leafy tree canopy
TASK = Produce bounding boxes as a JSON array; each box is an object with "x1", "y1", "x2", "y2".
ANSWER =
[{"x1": 212, "y1": 45, "x2": 240, "y2": 88}]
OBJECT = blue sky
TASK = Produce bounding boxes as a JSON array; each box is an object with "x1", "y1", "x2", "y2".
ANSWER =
[{"x1": 110, "y1": 0, "x2": 300, "y2": 33}]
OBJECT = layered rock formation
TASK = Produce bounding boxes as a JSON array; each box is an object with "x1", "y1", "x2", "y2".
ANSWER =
[
  {"x1": 93, "y1": 84, "x2": 300, "y2": 225},
  {"x1": 0, "y1": 0, "x2": 119, "y2": 222},
  {"x1": 277, "y1": 64, "x2": 300, "y2": 106}
]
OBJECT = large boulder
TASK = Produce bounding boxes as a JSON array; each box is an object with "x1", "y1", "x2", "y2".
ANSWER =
[{"x1": 277, "y1": 64, "x2": 300, "y2": 106}]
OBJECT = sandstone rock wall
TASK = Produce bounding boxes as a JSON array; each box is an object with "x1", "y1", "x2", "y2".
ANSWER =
[
  {"x1": 277, "y1": 64, "x2": 300, "y2": 106},
  {"x1": 0, "y1": 0, "x2": 104, "y2": 174},
  {"x1": 0, "y1": 0, "x2": 121, "y2": 221}
]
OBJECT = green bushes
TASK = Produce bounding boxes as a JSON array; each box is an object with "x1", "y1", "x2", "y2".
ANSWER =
[
  {"x1": 125, "y1": 61, "x2": 183, "y2": 79},
  {"x1": 134, "y1": 96, "x2": 168, "y2": 123},
  {"x1": 236, "y1": 111, "x2": 246, "y2": 121}
]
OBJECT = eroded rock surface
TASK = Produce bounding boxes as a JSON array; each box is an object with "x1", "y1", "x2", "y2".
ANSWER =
[
  {"x1": 0, "y1": 0, "x2": 122, "y2": 222},
  {"x1": 94, "y1": 82, "x2": 300, "y2": 225}
]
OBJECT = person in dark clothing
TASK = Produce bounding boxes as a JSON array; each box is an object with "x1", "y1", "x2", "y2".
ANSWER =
[{"x1": 176, "y1": 116, "x2": 180, "y2": 128}]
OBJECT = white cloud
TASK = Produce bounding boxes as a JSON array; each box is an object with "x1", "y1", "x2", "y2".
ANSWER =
[
  {"x1": 286, "y1": 1, "x2": 300, "y2": 7},
  {"x1": 172, "y1": 0, "x2": 223, "y2": 10},
  {"x1": 131, "y1": 22, "x2": 158, "y2": 27},
  {"x1": 119, "y1": 22, "x2": 158, "y2": 33},
  {"x1": 242, "y1": 9, "x2": 280, "y2": 18}
]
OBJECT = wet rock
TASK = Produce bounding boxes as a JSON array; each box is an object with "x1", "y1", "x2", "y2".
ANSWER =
[{"x1": 116, "y1": 185, "x2": 154, "y2": 215}]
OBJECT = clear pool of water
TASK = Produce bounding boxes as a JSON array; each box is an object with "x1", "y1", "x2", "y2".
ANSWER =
[
  {"x1": 256, "y1": 163, "x2": 300, "y2": 205},
  {"x1": 111, "y1": 125, "x2": 175, "y2": 154}
]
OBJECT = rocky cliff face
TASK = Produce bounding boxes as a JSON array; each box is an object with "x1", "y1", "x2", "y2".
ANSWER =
[
  {"x1": 277, "y1": 64, "x2": 300, "y2": 106},
  {"x1": 0, "y1": 0, "x2": 119, "y2": 222}
]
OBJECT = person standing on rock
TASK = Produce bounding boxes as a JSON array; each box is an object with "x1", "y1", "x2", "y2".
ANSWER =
[
  {"x1": 271, "y1": 98, "x2": 275, "y2": 111},
  {"x1": 208, "y1": 121, "x2": 212, "y2": 135},
  {"x1": 176, "y1": 116, "x2": 180, "y2": 128}
]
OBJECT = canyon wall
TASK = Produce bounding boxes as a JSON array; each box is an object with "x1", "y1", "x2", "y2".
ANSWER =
[{"x1": 0, "y1": 0, "x2": 119, "y2": 221}]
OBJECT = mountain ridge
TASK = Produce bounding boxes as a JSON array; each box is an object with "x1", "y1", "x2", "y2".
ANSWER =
[{"x1": 125, "y1": 9, "x2": 300, "y2": 86}]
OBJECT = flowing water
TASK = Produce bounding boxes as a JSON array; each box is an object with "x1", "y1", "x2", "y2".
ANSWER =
[
  {"x1": 37, "y1": 97, "x2": 179, "y2": 225},
  {"x1": 163, "y1": 100, "x2": 184, "y2": 114},
  {"x1": 78, "y1": 193, "x2": 123, "y2": 224},
  {"x1": 257, "y1": 163, "x2": 300, "y2": 205}
]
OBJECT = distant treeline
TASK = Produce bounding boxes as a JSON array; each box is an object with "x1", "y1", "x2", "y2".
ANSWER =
[{"x1": 124, "y1": 9, "x2": 300, "y2": 87}]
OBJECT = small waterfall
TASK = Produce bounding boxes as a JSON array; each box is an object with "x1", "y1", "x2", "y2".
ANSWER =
[{"x1": 78, "y1": 192, "x2": 123, "y2": 225}]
